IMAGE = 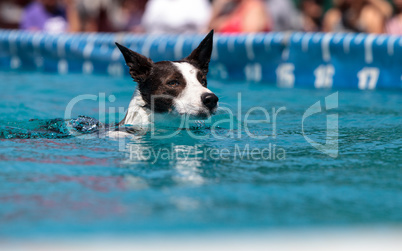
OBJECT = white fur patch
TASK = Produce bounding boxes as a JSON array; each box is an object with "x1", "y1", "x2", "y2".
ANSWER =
[
  {"x1": 123, "y1": 90, "x2": 152, "y2": 125},
  {"x1": 172, "y1": 62, "x2": 213, "y2": 116}
]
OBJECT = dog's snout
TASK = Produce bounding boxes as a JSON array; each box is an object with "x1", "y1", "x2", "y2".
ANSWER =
[{"x1": 201, "y1": 93, "x2": 219, "y2": 110}]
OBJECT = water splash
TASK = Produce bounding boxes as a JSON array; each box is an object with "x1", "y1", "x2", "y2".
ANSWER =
[
  {"x1": 0, "y1": 116, "x2": 106, "y2": 139},
  {"x1": 0, "y1": 113, "x2": 238, "y2": 139}
]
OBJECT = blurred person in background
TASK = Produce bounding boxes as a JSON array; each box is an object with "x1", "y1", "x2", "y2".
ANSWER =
[
  {"x1": 20, "y1": 0, "x2": 80, "y2": 33},
  {"x1": 76, "y1": 0, "x2": 114, "y2": 32},
  {"x1": 265, "y1": 0, "x2": 302, "y2": 31},
  {"x1": 141, "y1": 0, "x2": 211, "y2": 34},
  {"x1": 0, "y1": 0, "x2": 31, "y2": 29},
  {"x1": 323, "y1": 0, "x2": 391, "y2": 33},
  {"x1": 209, "y1": 0, "x2": 271, "y2": 33},
  {"x1": 109, "y1": 0, "x2": 147, "y2": 33},
  {"x1": 299, "y1": 0, "x2": 324, "y2": 32},
  {"x1": 386, "y1": 0, "x2": 402, "y2": 34}
]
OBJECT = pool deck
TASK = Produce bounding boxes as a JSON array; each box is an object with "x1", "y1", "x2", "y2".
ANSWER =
[{"x1": 2, "y1": 228, "x2": 402, "y2": 251}]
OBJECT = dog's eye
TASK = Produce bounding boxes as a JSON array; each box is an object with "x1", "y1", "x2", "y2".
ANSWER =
[
  {"x1": 167, "y1": 81, "x2": 180, "y2": 87},
  {"x1": 201, "y1": 79, "x2": 207, "y2": 87}
]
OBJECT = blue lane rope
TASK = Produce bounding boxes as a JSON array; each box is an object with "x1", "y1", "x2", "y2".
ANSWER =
[{"x1": 0, "y1": 29, "x2": 401, "y2": 90}]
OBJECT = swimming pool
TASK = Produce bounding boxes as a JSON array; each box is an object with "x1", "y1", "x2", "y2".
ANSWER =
[{"x1": 0, "y1": 70, "x2": 401, "y2": 238}]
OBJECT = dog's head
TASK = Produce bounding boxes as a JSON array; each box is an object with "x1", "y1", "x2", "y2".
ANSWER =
[{"x1": 116, "y1": 30, "x2": 218, "y2": 118}]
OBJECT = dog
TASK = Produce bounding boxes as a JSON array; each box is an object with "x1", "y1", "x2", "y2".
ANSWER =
[{"x1": 114, "y1": 30, "x2": 219, "y2": 129}]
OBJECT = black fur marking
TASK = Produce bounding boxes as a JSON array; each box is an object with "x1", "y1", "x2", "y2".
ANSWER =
[
  {"x1": 184, "y1": 30, "x2": 214, "y2": 74},
  {"x1": 196, "y1": 70, "x2": 207, "y2": 87},
  {"x1": 140, "y1": 61, "x2": 187, "y2": 113},
  {"x1": 115, "y1": 42, "x2": 153, "y2": 83}
]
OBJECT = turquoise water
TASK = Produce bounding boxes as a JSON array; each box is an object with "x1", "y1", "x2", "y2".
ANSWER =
[{"x1": 0, "y1": 71, "x2": 401, "y2": 237}]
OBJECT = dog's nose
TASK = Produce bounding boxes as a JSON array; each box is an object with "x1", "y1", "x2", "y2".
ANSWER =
[{"x1": 201, "y1": 93, "x2": 219, "y2": 110}]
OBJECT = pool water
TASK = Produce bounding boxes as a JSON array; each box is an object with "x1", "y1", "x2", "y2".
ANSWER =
[{"x1": 0, "y1": 71, "x2": 401, "y2": 238}]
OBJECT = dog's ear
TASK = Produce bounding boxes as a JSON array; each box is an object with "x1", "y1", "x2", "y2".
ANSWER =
[
  {"x1": 184, "y1": 30, "x2": 214, "y2": 74},
  {"x1": 115, "y1": 42, "x2": 153, "y2": 83}
]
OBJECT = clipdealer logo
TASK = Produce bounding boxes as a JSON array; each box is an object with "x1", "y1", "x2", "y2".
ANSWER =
[
  {"x1": 302, "y1": 92, "x2": 339, "y2": 158},
  {"x1": 63, "y1": 92, "x2": 339, "y2": 159}
]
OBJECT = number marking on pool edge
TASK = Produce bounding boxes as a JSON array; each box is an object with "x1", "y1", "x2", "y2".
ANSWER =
[
  {"x1": 314, "y1": 65, "x2": 335, "y2": 89},
  {"x1": 276, "y1": 63, "x2": 295, "y2": 88},
  {"x1": 358, "y1": 67, "x2": 380, "y2": 90}
]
